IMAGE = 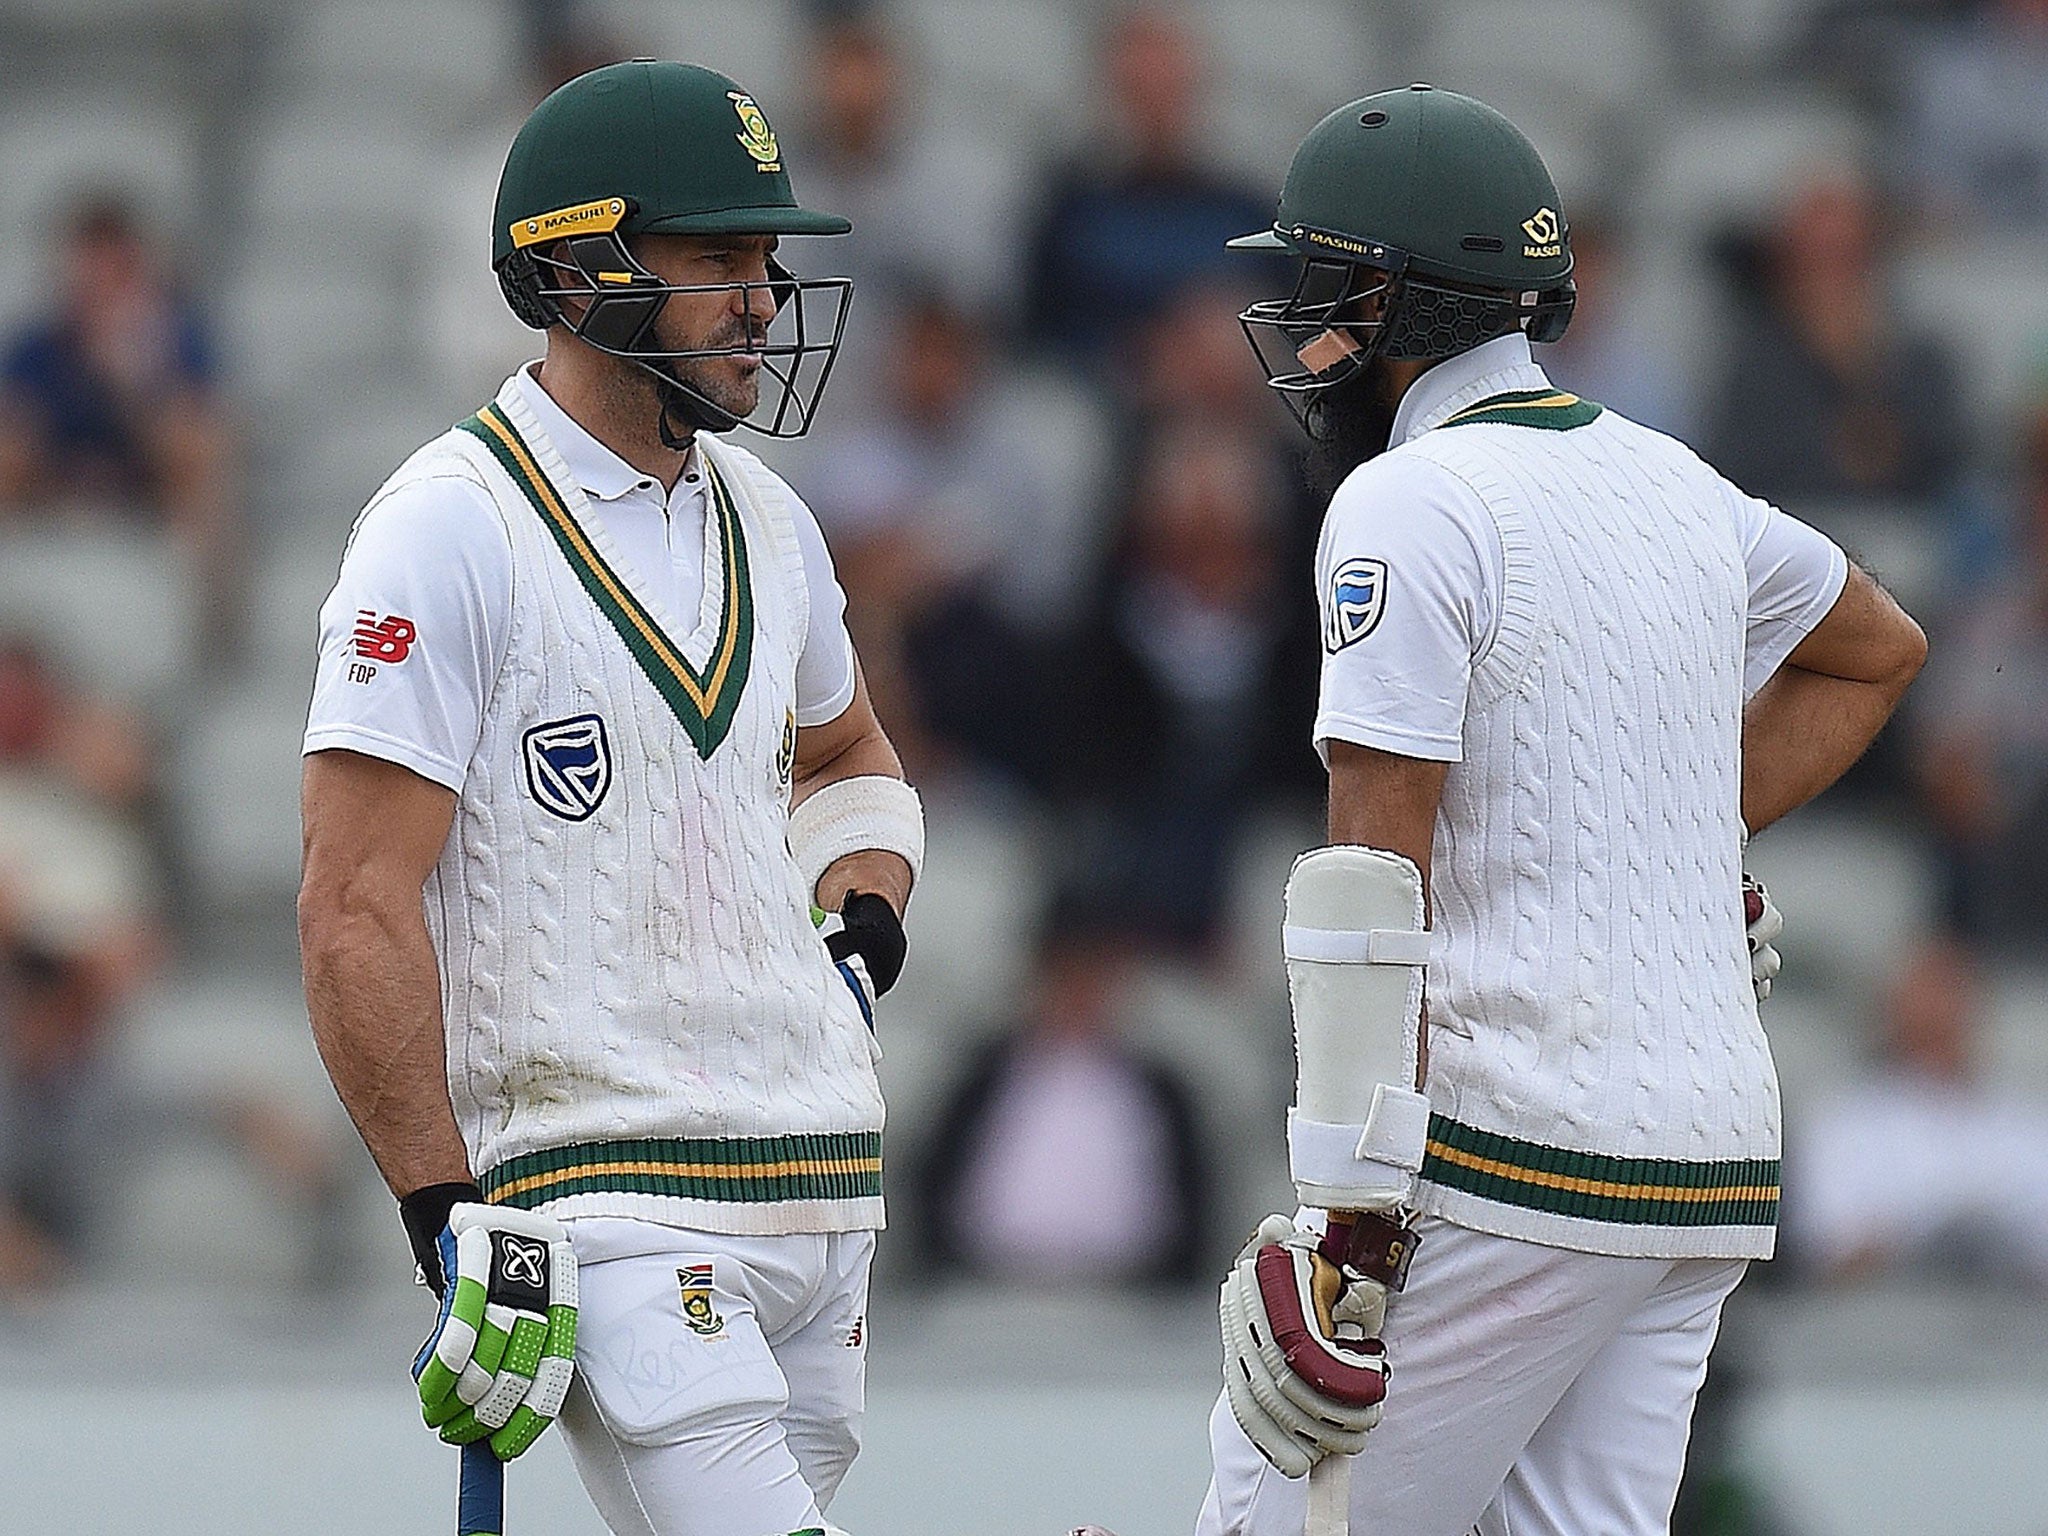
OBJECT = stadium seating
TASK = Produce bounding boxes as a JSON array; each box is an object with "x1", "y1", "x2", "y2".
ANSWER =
[
  {"x1": 272, "y1": 0, "x2": 522, "y2": 132},
  {"x1": 583, "y1": 0, "x2": 802, "y2": 111},
  {"x1": 0, "y1": 0, "x2": 2037, "y2": 1368},
  {"x1": 1197, "y1": 0, "x2": 1389, "y2": 180},
  {"x1": 0, "y1": 527, "x2": 198, "y2": 703},
  {"x1": 0, "y1": 95, "x2": 202, "y2": 309}
]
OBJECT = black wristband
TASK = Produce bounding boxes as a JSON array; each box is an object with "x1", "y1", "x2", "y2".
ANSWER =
[
  {"x1": 825, "y1": 890, "x2": 907, "y2": 996},
  {"x1": 399, "y1": 1180, "x2": 484, "y2": 1296}
]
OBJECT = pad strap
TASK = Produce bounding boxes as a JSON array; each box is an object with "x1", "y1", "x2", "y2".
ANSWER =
[
  {"x1": 1282, "y1": 923, "x2": 1433, "y2": 966},
  {"x1": 1288, "y1": 1086, "x2": 1432, "y2": 1211}
]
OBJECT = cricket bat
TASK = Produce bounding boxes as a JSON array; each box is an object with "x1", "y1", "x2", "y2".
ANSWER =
[{"x1": 459, "y1": 1440, "x2": 504, "y2": 1536}]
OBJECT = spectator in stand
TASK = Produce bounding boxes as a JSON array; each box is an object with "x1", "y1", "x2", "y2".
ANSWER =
[
  {"x1": 1790, "y1": 936, "x2": 2048, "y2": 1285},
  {"x1": 0, "y1": 636, "x2": 158, "y2": 974},
  {"x1": 0, "y1": 638, "x2": 348, "y2": 1295},
  {"x1": 801, "y1": 296, "x2": 1104, "y2": 784},
  {"x1": 1895, "y1": 0, "x2": 2048, "y2": 231},
  {"x1": 1541, "y1": 211, "x2": 1698, "y2": 441},
  {"x1": 0, "y1": 934, "x2": 68, "y2": 1297},
  {"x1": 1703, "y1": 170, "x2": 1966, "y2": 509},
  {"x1": 0, "y1": 942, "x2": 122, "y2": 1291},
  {"x1": 1917, "y1": 387, "x2": 2048, "y2": 946},
  {"x1": 789, "y1": 8, "x2": 1027, "y2": 334},
  {"x1": 0, "y1": 194, "x2": 235, "y2": 582},
  {"x1": 913, "y1": 897, "x2": 1209, "y2": 1286},
  {"x1": 1020, "y1": 6, "x2": 1280, "y2": 374},
  {"x1": 1123, "y1": 277, "x2": 1282, "y2": 437},
  {"x1": 1046, "y1": 421, "x2": 1288, "y2": 952},
  {"x1": 1123, "y1": 280, "x2": 1326, "y2": 801},
  {"x1": 0, "y1": 638, "x2": 159, "y2": 1298}
]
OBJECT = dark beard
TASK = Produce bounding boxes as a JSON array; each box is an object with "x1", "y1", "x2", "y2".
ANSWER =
[{"x1": 1301, "y1": 361, "x2": 1399, "y2": 500}]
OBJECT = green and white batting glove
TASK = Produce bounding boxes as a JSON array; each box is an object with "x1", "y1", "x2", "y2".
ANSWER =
[{"x1": 406, "y1": 1195, "x2": 578, "y2": 1461}]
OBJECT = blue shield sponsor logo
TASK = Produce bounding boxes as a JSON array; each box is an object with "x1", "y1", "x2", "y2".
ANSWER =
[
  {"x1": 1324, "y1": 557, "x2": 1389, "y2": 652},
  {"x1": 522, "y1": 713, "x2": 612, "y2": 822}
]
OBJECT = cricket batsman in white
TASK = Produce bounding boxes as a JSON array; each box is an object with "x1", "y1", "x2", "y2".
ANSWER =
[
  {"x1": 299, "y1": 61, "x2": 919, "y2": 1536},
  {"x1": 1199, "y1": 86, "x2": 1927, "y2": 1536}
]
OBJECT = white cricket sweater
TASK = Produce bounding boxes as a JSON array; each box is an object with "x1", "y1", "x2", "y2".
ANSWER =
[
  {"x1": 1313, "y1": 337, "x2": 1846, "y2": 1260},
  {"x1": 408, "y1": 380, "x2": 883, "y2": 1234}
]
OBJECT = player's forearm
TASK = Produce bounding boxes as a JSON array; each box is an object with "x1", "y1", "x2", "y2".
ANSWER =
[
  {"x1": 792, "y1": 716, "x2": 904, "y2": 805},
  {"x1": 300, "y1": 889, "x2": 472, "y2": 1197},
  {"x1": 793, "y1": 698, "x2": 914, "y2": 914},
  {"x1": 1739, "y1": 661, "x2": 1919, "y2": 832},
  {"x1": 813, "y1": 849, "x2": 909, "y2": 915}
]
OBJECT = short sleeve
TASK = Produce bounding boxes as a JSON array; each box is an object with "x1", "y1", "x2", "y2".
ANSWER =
[
  {"x1": 1312, "y1": 456, "x2": 1503, "y2": 764},
  {"x1": 302, "y1": 474, "x2": 512, "y2": 791},
  {"x1": 790, "y1": 490, "x2": 858, "y2": 727},
  {"x1": 1732, "y1": 489, "x2": 1849, "y2": 698}
]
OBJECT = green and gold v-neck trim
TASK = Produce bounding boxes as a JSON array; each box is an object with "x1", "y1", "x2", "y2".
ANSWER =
[
  {"x1": 1440, "y1": 387, "x2": 1603, "y2": 432},
  {"x1": 460, "y1": 402, "x2": 754, "y2": 760}
]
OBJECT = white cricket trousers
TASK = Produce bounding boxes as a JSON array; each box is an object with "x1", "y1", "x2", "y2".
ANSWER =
[
  {"x1": 554, "y1": 1216, "x2": 875, "y2": 1536},
  {"x1": 1198, "y1": 1215, "x2": 1748, "y2": 1536}
]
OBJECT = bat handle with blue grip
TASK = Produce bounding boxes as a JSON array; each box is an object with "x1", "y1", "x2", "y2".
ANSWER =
[{"x1": 459, "y1": 1441, "x2": 504, "y2": 1536}]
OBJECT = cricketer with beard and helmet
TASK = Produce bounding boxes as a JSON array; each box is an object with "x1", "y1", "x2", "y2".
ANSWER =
[
  {"x1": 1199, "y1": 86, "x2": 1926, "y2": 1536},
  {"x1": 298, "y1": 61, "x2": 923, "y2": 1536}
]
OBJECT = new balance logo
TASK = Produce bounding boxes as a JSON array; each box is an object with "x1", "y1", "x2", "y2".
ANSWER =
[{"x1": 352, "y1": 611, "x2": 417, "y2": 662}]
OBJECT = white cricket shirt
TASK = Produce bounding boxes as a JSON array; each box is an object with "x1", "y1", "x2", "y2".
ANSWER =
[
  {"x1": 1315, "y1": 338, "x2": 1846, "y2": 764},
  {"x1": 304, "y1": 363, "x2": 857, "y2": 790}
]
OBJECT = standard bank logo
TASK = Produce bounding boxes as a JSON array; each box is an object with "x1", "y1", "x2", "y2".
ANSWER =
[
  {"x1": 523, "y1": 713, "x2": 612, "y2": 822},
  {"x1": 1325, "y1": 557, "x2": 1389, "y2": 652}
]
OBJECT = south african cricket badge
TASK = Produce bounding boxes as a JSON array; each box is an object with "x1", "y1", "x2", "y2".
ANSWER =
[
  {"x1": 776, "y1": 707, "x2": 797, "y2": 789},
  {"x1": 678, "y1": 1264, "x2": 727, "y2": 1337}
]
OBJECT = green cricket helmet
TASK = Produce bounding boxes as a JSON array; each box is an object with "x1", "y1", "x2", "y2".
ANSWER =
[
  {"x1": 1231, "y1": 84, "x2": 1576, "y2": 436},
  {"x1": 493, "y1": 59, "x2": 853, "y2": 441}
]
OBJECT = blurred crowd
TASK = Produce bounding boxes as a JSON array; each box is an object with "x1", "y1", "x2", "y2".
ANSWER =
[{"x1": 1, "y1": 0, "x2": 2047, "y2": 1330}]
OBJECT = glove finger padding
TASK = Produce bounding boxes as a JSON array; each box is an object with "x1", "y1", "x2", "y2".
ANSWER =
[
  {"x1": 414, "y1": 1205, "x2": 578, "y2": 1461},
  {"x1": 1222, "y1": 1269, "x2": 1376, "y2": 1454},
  {"x1": 1250, "y1": 1241, "x2": 1388, "y2": 1425},
  {"x1": 1221, "y1": 1274, "x2": 1319, "y2": 1478},
  {"x1": 1219, "y1": 1218, "x2": 1389, "y2": 1478}
]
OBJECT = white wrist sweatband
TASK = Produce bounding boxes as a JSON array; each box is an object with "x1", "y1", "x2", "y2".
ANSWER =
[{"x1": 787, "y1": 774, "x2": 924, "y2": 903}]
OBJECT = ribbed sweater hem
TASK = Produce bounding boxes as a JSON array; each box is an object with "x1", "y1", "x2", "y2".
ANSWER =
[
  {"x1": 1415, "y1": 1182, "x2": 1775, "y2": 1261},
  {"x1": 507, "y1": 1189, "x2": 885, "y2": 1236}
]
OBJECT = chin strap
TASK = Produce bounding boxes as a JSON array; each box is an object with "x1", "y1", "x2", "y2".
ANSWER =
[{"x1": 653, "y1": 369, "x2": 740, "y2": 449}]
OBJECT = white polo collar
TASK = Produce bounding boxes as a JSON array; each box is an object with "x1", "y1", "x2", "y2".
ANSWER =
[
  {"x1": 509, "y1": 363, "x2": 694, "y2": 503},
  {"x1": 1387, "y1": 334, "x2": 1553, "y2": 450}
]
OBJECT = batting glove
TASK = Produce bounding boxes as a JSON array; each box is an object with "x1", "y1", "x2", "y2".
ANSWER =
[
  {"x1": 1744, "y1": 873, "x2": 1783, "y2": 1003},
  {"x1": 408, "y1": 1200, "x2": 578, "y2": 1461},
  {"x1": 1219, "y1": 1211, "x2": 1415, "y2": 1477},
  {"x1": 817, "y1": 891, "x2": 907, "y2": 1029}
]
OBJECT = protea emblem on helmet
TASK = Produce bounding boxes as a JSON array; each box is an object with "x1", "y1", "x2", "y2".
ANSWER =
[{"x1": 729, "y1": 91, "x2": 781, "y2": 170}]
